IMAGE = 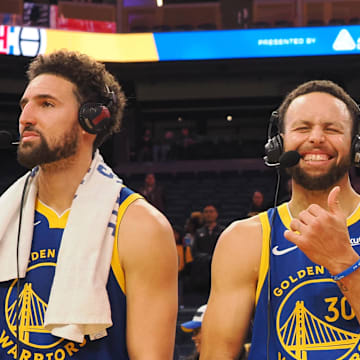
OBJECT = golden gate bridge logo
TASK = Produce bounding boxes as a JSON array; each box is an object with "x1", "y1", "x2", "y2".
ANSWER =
[
  {"x1": 279, "y1": 300, "x2": 360, "y2": 359},
  {"x1": 5, "y1": 263, "x2": 64, "y2": 349},
  {"x1": 7, "y1": 283, "x2": 49, "y2": 343}
]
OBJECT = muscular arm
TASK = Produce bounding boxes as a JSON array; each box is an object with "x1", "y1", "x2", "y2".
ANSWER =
[
  {"x1": 118, "y1": 199, "x2": 178, "y2": 360},
  {"x1": 200, "y1": 217, "x2": 263, "y2": 360}
]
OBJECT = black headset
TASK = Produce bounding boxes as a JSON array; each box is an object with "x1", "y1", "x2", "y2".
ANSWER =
[
  {"x1": 264, "y1": 107, "x2": 360, "y2": 168},
  {"x1": 263, "y1": 111, "x2": 283, "y2": 167},
  {"x1": 78, "y1": 85, "x2": 116, "y2": 135}
]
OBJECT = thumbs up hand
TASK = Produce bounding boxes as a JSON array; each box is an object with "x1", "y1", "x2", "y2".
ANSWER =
[{"x1": 284, "y1": 186, "x2": 357, "y2": 274}]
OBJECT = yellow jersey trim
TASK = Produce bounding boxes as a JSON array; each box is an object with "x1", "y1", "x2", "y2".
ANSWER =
[
  {"x1": 35, "y1": 199, "x2": 70, "y2": 229},
  {"x1": 111, "y1": 192, "x2": 144, "y2": 295},
  {"x1": 278, "y1": 203, "x2": 291, "y2": 230},
  {"x1": 256, "y1": 211, "x2": 271, "y2": 305},
  {"x1": 278, "y1": 201, "x2": 360, "y2": 228},
  {"x1": 347, "y1": 202, "x2": 360, "y2": 226}
]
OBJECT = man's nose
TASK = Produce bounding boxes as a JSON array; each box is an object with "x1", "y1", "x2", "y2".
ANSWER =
[
  {"x1": 19, "y1": 102, "x2": 37, "y2": 127},
  {"x1": 308, "y1": 127, "x2": 325, "y2": 144}
]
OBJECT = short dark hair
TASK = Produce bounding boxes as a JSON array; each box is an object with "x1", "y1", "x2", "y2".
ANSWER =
[
  {"x1": 278, "y1": 80, "x2": 359, "y2": 137},
  {"x1": 27, "y1": 50, "x2": 126, "y2": 149},
  {"x1": 203, "y1": 204, "x2": 217, "y2": 211}
]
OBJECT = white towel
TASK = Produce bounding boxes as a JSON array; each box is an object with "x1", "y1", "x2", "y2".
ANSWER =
[{"x1": 0, "y1": 151, "x2": 123, "y2": 343}]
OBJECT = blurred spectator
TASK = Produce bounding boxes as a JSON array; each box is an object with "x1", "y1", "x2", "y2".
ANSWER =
[
  {"x1": 183, "y1": 211, "x2": 204, "y2": 252},
  {"x1": 137, "y1": 128, "x2": 153, "y2": 162},
  {"x1": 189, "y1": 205, "x2": 225, "y2": 301},
  {"x1": 182, "y1": 211, "x2": 204, "y2": 298},
  {"x1": 192, "y1": 204, "x2": 224, "y2": 259},
  {"x1": 173, "y1": 225, "x2": 185, "y2": 272},
  {"x1": 153, "y1": 130, "x2": 175, "y2": 162},
  {"x1": 181, "y1": 304, "x2": 207, "y2": 360},
  {"x1": 139, "y1": 173, "x2": 166, "y2": 212},
  {"x1": 247, "y1": 190, "x2": 266, "y2": 217},
  {"x1": 178, "y1": 127, "x2": 196, "y2": 159}
]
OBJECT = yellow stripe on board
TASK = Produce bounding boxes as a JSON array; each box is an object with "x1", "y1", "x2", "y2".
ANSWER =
[{"x1": 45, "y1": 30, "x2": 159, "y2": 63}]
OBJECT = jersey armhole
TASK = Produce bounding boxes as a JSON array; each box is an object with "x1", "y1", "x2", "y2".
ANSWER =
[
  {"x1": 111, "y1": 192, "x2": 143, "y2": 294},
  {"x1": 255, "y1": 211, "x2": 271, "y2": 305}
]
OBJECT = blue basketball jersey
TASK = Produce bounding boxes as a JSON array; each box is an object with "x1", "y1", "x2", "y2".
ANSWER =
[
  {"x1": 249, "y1": 203, "x2": 360, "y2": 360},
  {"x1": 0, "y1": 186, "x2": 142, "y2": 360}
]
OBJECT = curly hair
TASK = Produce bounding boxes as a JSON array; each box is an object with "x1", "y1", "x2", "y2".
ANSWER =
[
  {"x1": 27, "y1": 49, "x2": 126, "y2": 149},
  {"x1": 278, "y1": 80, "x2": 360, "y2": 138}
]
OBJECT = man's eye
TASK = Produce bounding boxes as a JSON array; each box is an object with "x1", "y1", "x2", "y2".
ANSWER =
[
  {"x1": 326, "y1": 128, "x2": 341, "y2": 133},
  {"x1": 42, "y1": 101, "x2": 54, "y2": 107}
]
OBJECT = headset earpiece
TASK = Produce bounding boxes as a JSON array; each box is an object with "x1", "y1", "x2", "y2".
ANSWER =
[
  {"x1": 351, "y1": 103, "x2": 360, "y2": 167},
  {"x1": 264, "y1": 111, "x2": 283, "y2": 167},
  {"x1": 79, "y1": 103, "x2": 111, "y2": 134},
  {"x1": 352, "y1": 134, "x2": 360, "y2": 167},
  {"x1": 78, "y1": 85, "x2": 115, "y2": 135}
]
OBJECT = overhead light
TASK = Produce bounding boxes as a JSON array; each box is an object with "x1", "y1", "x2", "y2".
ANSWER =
[
  {"x1": 226, "y1": 114, "x2": 233, "y2": 122},
  {"x1": 177, "y1": 116, "x2": 183, "y2": 122},
  {"x1": 156, "y1": 0, "x2": 163, "y2": 7}
]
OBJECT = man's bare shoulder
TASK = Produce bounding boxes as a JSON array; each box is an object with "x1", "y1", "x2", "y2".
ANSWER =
[
  {"x1": 212, "y1": 215, "x2": 264, "y2": 279},
  {"x1": 121, "y1": 198, "x2": 170, "y2": 231},
  {"x1": 117, "y1": 198, "x2": 175, "y2": 265},
  {"x1": 217, "y1": 215, "x2": 263, "y2": 251}
]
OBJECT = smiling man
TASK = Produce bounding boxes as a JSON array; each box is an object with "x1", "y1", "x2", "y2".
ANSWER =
[{"x1": 200, "y1": 80, "x2": 360, "y2": 360}]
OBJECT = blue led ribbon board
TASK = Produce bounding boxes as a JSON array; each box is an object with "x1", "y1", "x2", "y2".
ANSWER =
[
  {"x1": 1, "y1": 24, "x2": 360, "y2": 62},
  {"x1": 154, "y1": 25, "x2": 360, "y2": 61}
]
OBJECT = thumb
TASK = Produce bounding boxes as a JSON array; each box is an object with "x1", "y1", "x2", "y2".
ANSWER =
[{"x1": 328, "y1": 186, "x2": 341, "y2": 215}]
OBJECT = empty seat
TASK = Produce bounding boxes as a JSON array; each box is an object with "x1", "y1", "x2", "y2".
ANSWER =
[
  {"x1": 349, "y1": 17, "x2": 360, "y2": 25},
  {"x1": 130, "y1": 25, "x2": 151, "y2": 33},
  {"x1": 274, "y1": 20, "x2": 293, "y2": 28},
  {"x1": 307, "y1": 19, "x2": 324, "y2": 27},
  {"x1": 251, "y1": 21, "x2": 271, "y2": 29},
  {"x1": 153, "y1": 25, "x2": 172, "y2": 32},
  {"x1": 174, "y1": 24, "x2": 194, "y2": 32},
  {"x1": 197, "y1": 23, "x2": 217, "y2": 30},
  {"x1": 328, "y1": 18, "x2": 346, "y2": 26}
]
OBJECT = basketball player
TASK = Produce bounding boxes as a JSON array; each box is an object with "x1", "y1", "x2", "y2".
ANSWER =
[
  {"x1": 0, "y1": 50, "x2": 178, "y2": 360},
  {"x1": 200, "y1": 80, "x2": 360, "y2": 359}
]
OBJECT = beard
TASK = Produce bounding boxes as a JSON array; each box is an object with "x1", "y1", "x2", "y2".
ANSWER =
[
  {"x1": 17, "y1": 123, "x2": 79, "y2": 169},
  {"x1": 286, "y1": 155, "x2": 351, "y2": 191}
]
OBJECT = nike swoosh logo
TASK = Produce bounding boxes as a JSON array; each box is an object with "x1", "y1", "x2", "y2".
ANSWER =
[
  {"x1": 34, "y1": 221, "x2": 41, "y2": 226},
  {"x1": 272, "y1": 245, "x2": 298, "y2": 256}
]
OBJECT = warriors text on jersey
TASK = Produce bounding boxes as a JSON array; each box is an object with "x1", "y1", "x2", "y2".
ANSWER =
[
  {"x1": 0, "y1": 186, "x2": 141, "y2": 360},
  {"x1": 249, "y1": 203, "x2": 360, "y2": 360}
]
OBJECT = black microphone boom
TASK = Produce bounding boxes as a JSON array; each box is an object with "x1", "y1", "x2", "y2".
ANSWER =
[
  {"x1": 0, "y1": 130, "x2": 19, "y2": 149},
  {"x1": 0, "y1": 130, "x2": 14, "y2": 149},
  {"x1": 279, "y1": 151, "x2": 300, "y2": 169}
]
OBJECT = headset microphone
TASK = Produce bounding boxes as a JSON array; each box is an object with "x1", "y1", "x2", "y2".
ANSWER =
[
  {"x1": 279, "y1": 150, "x2": 300, "y2": 169},
  {"x1": 0, "y1": 130, "x2": 15, "y2": 149},
  {"x1": 264, "y1": 150, "x2": 300, "y2": 168}
]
